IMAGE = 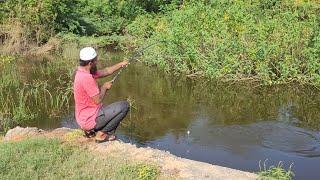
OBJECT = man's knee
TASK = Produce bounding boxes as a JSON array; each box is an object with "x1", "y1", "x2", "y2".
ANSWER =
[{"x1": 121, "y1": 100, "x2": 130, "y2": 112}]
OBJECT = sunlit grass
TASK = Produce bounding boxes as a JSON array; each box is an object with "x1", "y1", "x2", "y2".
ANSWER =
[
  {"x1": 64, "y1": 129, "x2": 84, "y2": 141},
  {"x1": 0, "y1": 137, "x2": 159, "y2": 179}
]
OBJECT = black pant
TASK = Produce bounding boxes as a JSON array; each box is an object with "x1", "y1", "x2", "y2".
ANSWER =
[{"x1": 94, "y1": 101, "x2": 129, "y2": 133}]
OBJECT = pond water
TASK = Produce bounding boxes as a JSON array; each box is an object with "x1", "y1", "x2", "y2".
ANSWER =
[{"x1": 28, "y1": 52, "x2": 320, "y2": 179}]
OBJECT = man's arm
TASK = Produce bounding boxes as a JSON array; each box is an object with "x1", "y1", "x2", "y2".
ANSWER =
[
  {"x1": 96, "y1": 60, "x2": 129, "y2": 78},
  {"x1": 91, "y1": 81, "x2": 113, "y2": 104}
]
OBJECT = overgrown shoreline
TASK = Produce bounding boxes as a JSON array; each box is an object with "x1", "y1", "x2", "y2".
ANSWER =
[
  {"x1": 1, "y1": 49, "x2": 320, "y2": 135},
  {"x1": 1, "y1": 0, "x2": 319, "y2": 86},
  {"x1": 0, "y1": 54, "x2": 74, "y2": 132}
]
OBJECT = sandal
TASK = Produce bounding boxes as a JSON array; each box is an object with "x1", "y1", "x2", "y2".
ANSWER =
[
  {"x1": 83, "y1": 130, "x2": 96, "y2": 138},
  {"x1": 95, "y1": 133, "x2": 117, "y2": 143},
  {"x1": 107, "y1": 134, "x2": 117, "y2": 141}
]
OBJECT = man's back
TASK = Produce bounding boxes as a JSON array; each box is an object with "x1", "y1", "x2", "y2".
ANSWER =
[{"x1": 73, "y1": 68, "x2": 101, "y2": 130}]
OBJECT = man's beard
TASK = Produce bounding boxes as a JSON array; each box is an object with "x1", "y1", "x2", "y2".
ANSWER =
[{"x1": 90, "y1": 64, "x2": 97, "y2": 74}]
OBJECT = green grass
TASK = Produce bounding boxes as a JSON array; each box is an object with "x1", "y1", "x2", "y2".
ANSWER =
[
  {"x1": 0, "y1": 137, "x2": 159, "y2": 180},
  {"x1": 258, "y1": 160, "x2": 294, "y2": 180},
  {"x1": 64, "y1": 129, "x2": 84, "y2": 140}
]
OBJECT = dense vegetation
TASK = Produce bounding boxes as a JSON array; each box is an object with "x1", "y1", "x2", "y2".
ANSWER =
[
  {"x1": 1, "y1": 0, "x2": 319, "y2": 85},
  {"x1": 0, "y1": 0, "x2": 174, "y2": 44},
  {"x1": 131, "y1": 1, "x2": 320, "y2": 86}
]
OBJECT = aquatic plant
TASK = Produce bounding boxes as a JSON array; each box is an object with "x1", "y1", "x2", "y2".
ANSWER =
[{"x1": 258, "y1": 159, "x2": 294, "y2": 180}]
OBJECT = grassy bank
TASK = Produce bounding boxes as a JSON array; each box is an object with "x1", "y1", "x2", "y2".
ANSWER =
[{"x1": 0, "y1": 137, "x2": 158, "y2": 180}]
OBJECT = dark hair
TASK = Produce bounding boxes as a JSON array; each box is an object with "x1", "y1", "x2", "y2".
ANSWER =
[
  {"x1": 79, "y1": 57, "x2": 97, "y2": 66},
  {"x1": 79, "y1": 59, "x2": 90, "y2": 66}
]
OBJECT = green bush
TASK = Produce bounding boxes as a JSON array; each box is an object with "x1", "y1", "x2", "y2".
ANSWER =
[
  {"x1": 0, "y1": 0, "x2": 175, "y2": 42},
  {"x1": 1, "y1": 0, "x2": 79, "y2": 44}
]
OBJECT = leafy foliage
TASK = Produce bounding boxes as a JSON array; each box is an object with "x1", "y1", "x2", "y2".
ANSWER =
[
  {"x1": 0, "y1": 0, "x2": 175, "y2": 42},
  {"x1": 129, "y1": 0, "x2": 320, "y2": 85},
  {"x1": 1, "y1": 0, "x2": 76, "y2": 44}
]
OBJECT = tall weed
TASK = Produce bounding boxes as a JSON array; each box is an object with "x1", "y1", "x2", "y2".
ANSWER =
[{"x1": 0, "y1": 55, "x2": 74, "y2": 132}]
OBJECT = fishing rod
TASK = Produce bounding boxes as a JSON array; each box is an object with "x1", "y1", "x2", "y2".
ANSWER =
[{"x1": 111, "y1": 42, "x2": 160, "y2": 83}]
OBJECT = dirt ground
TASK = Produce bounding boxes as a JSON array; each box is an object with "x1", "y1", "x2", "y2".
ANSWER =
[{"x1": 4, "y1": 127, "x2": 258, "y2": 180}]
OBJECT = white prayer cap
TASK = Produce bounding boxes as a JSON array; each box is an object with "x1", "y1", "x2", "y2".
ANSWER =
[{"x1": 79, "y1": 47, "x2": 97, "y2": 61}]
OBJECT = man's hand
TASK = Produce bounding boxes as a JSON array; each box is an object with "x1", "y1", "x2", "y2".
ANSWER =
[
  {"x1": 91, "y1": 81, "x2": 112, "y2": 104},
  {"x1": 97, "y1": 60, "x2": 130, "y2": 78},
  {"x1": 103, "y1": 81, "x2": 113, "y2": 90},
  {"x1": 120, "y1": 60, "x2": 129, "y2": 68}
]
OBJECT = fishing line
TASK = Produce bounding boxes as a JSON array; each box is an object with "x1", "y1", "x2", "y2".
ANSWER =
[{"x1": 111, "y1": 41, "x2": 161, "y2": 83}]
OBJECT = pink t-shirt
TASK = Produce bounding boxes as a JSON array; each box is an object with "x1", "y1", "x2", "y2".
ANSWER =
[{"x1": 73, "y1": 68, "x2": 102, "y2": 130}]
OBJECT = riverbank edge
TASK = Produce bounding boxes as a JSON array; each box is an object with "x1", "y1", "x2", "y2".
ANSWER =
[
  {"x1": 2, "y1": 126, "x2": 257, "y2": 180},
  {"x1": 3, "y1": 35, "x2": 319, "y2": 88}
]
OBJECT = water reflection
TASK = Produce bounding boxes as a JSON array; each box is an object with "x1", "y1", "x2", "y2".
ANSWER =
[
  {"x1": 185, "y1": 117, "x2": 320, "y2": 157},
  {"x1": 104, "y1": 57, "x2": 320, "y2": 139},
  {"x1": 96, "y1": 53, "x2": 320, "y2": 179}
]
